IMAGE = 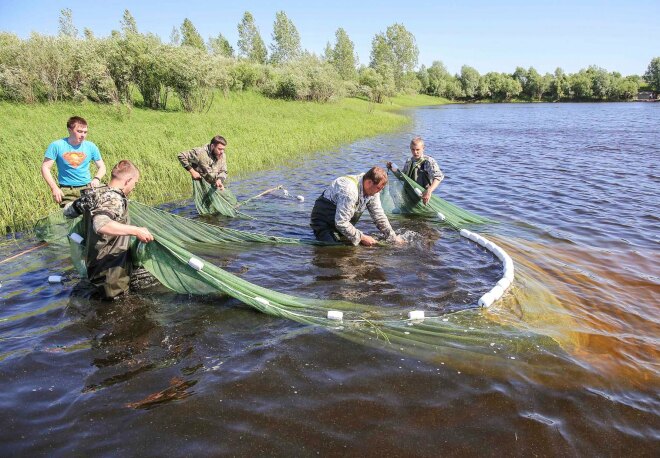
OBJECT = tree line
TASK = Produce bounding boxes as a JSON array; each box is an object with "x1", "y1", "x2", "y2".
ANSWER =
[{"x1": 1, "y1": 8, "x2": 658, "y2": 111}]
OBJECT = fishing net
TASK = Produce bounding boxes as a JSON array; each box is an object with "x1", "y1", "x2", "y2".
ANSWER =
[
  {"x1": 32, "y1": 200, "x2": 560, "y2": 374},
  {"x1": 381, "y1": 170, "x2": 493, "y2": 229},
  {"x1": 192, "y1": 179, "x2": 242, "y2": 217}
]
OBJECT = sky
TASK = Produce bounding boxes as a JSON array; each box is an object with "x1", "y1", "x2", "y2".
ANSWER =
[{"x1": 1, "y1": 0, "x2": 658, "y2": 76}]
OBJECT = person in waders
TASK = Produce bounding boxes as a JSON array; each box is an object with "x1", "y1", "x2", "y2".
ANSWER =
[
  {"x1": 387, "y1": 136, "x2": 444, "y2": 205},
  {"x1": 177, "y1": 135, "x2": 228, "y2": 190},
  {"x1": 310, "y1": 166, "x2": 404, "y2": 247},
  {"x1": 65, "y1": 160, "x2": 154, "y2": 300}
]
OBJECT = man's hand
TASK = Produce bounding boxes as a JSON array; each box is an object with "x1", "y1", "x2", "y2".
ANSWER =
[
  {"x1": 91, "y1": 177, "x2": 102, "y2": 188},
  {"x1": 133, "y1": 227, "x2": 154, "y2": 243},
  {"x1": 359, "y1": 234, "x2": 378, "y2": 246},
  {"x1": 51, "y1": 186, "x2": 64, "y2": 204},
  {"x1": 386, "y1": 161, "x2": 398, "y2": 173},
  {"x1": 215, "y1": 179, "x2": 225, "y2": 190},
  {"x1": 392, "y1": 235, "x2": 406, "y2": 245},
  {"x1": 189, "y1": 169, "x2": 202, "y2": 180},
  {"x1": 421, "y1": 189, "x2": 431, "y2": 205}
]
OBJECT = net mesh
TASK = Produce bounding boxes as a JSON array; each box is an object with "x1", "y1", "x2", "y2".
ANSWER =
[
  {"x1": 381, "y1": 170, "x2": 493, "y2": 229},
  {"x1": 192, "y1": 179, "x2": 244, "y2": 218}
]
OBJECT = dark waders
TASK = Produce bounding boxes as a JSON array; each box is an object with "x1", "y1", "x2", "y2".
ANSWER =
[{"x1": 310, "y1": 195, "x2": 362, "y2": 243}]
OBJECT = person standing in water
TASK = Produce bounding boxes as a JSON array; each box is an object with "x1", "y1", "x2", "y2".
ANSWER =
[{"x1": 387, "y1": 136, "x2": 444, "y2": 205}]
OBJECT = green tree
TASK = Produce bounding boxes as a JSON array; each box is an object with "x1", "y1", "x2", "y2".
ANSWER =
[
  {"x1": 416, "y1": 65, "x2": 429, "y2": 93},
  {"x1": 180, "y1": 18, "x2": 206, "y2": 51},
  {"x1": 208, "y1": 33, "x2": 234, "y2": 58},
  {"x1": 120, "y1": 9, "x2": 138, "y2": 35},
  {"x1": 329, "y1": 28, "x2": 357, "y2": 81},
  {"x1": 549, "y1": 68, "x2": 570, "y2": 100},
  {"x1": 270, "y1": 11, "x2": 301, "y2": 64},
  {"x1": 459, "y1": 65, "x2": 480, "y2": 99},
  {"x1": 369, "y1": 23, "x2": 418, "y2": 91},
  {"x1": 587, "y1": 65, "x2": 611, "y2": 99},
  {"x1": 643, "y1": 57, "x2": 660, "y2": 91},
  {"x1": 58, "y1": 8, "x2": 77, "y2": 38},
  {"x1": 238, "y1": 12, "x2": 267, "y2": 63},
  {"x1": 169, "y1": 27, "x2": 180, "y2": 46},
  {"x1": 568, "y1": 70, "x2": 594, "y2": 99}
]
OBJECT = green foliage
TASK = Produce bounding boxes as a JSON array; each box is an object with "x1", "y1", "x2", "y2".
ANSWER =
[
  {"x1": 261, "y1": 55, "x2": 344, "y2": 102},
  {"x1": 359, "y1": 66, "x2": 395, "y2": 103},
  {"x1": 425, "y1": 61, "x2": 461, "y2": 99},
  {"x1": 643, "y1": 57, "x2": 660, "y2": 91},
  {"x1": 269, "y1": 11, "x2": 301, "y2": 64},
  {"x1": 58, "y1": 8, "x2": 78, "y2": 38},
  {"x1": 209, "y1": 33, "x2": 234, "y2": 58},
  {"x1": 480, "y1": 72, "x2": 522, "y2": 101},
  {"x1": 237, "y1": 12, "x2": 267, "y2": 64},
  {"x1": 228, "y1": 60, "x2": 267, "y2": 91},
  {"x1": 180, "y1": 18, "x2": 206, "y2": 52},
  {"x1": 120, "y1": 9, "x2": 138, "y2": 35},
  {"x1": 329, "y1": 28, "x2": 358, "y2": 81},
  {"x1": 369, "y1": 24, "x2": 419, "y2": 92},
  {"x1": 459, "y1": 65, "x2": 481, "y2": 99}
]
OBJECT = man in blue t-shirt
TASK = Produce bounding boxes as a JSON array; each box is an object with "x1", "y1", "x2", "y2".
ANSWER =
[{"x1": 41, "y1": 116, "x2": 106, "y2": 207}]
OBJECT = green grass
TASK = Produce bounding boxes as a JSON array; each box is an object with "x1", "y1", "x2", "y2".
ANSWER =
[{"x1": 0, "y1": 91, "x2": 448, "y2": 235}]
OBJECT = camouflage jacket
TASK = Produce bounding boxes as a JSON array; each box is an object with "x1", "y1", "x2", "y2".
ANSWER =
[
  {"x1": 177, "y1": 144, "x2": 227, "y2": 186},
  {"x1": 65, "y1": 185, "x2": 132, "y2": 299},
  {"x1": 402, "y1": 155, "x2": 444, "y2": 188}
]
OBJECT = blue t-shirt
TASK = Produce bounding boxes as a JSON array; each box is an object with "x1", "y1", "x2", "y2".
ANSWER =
[{"x1": 44, "y1": 138, "x2": 102, "y2": 186}]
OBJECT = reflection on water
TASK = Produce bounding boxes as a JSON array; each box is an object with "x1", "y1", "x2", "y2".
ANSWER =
[{"x1": 0, "y1": 102, "x2": 658, "y2": 455}]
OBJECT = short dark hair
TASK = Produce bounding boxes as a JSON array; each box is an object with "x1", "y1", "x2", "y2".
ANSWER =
[
  {"x1": 364, "y1": 166, "x2": 388, "y2": 185},
  {"x1": 210, "y1": 135, "x2": 227, "y2": 147},
  {"x1": 111, "y1": 160, "x2": 139, "y2": 180},
  {"x1": 67, "y1": 116, "x2": 88, "y2": 129}
]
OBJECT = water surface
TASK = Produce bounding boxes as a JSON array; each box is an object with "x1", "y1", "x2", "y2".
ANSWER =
[{"x1": 1, "y1": 102, "x2": 658, "y2": 455}]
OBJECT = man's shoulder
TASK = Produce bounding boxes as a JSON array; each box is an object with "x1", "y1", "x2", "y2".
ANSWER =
[
  {"x1": 423, "y1": 155, "x2": 439, "y2": 165},
  {"x1": 46, "y1": 138, "x2": 69, "y2": 151}
]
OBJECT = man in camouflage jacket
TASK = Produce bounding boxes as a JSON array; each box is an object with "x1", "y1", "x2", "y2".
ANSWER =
[
  {"x1": 177, "y1": 135, "x2": 228, "y2": 190},
  {"x1": 65, "y1": 160, "x2": 154, "y2": 299}
]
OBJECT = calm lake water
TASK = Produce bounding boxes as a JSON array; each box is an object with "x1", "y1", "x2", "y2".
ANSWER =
[{"x1": 1, "y1": 102, "x2": 658, "y2": 456}]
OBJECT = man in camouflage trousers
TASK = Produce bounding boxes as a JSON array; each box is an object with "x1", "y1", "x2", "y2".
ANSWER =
[
  {"x1": 65, "y1": 160, "x2": 154, "y2": 299},
  {"x1": 177, "y1": 135, "x2": 228, "y2": 190}
]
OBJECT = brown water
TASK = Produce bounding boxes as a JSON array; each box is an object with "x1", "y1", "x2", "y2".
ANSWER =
[{"x1": 1, "y1": 102, "x2": 658, "y2": 455}]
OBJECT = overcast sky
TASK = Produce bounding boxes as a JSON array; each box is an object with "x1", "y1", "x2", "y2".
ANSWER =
[{"x1": 1, "y1": 0, "x2": 658, "y2": 75}]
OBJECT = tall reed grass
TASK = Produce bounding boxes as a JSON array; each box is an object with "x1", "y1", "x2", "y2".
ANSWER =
[{"x1": 0, "y1": 91, "x2": 447, "y2": 235}]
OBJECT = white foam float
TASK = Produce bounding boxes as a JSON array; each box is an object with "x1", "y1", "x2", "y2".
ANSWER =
[
  {"x1": 188, "y1": 258, "x2": 204, "y2": 271},
  {"x1": 327, "y1": 310, "x2": 343, "y2": 320},
  {"x1": 69, "y1": 233, "x2": 84, "y2": 244},
  {"x1": 408, "y1": 310, "x2": 425, "y2": 320},
  {"x1": 48, "y1": 275, "x2": 63, "y2": 284},
  {"x1": 461, "y1": 229, "x2": 515, "y2": 308}
]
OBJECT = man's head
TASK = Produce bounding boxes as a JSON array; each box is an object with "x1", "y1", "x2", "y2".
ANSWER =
[
  {"x1": 363, "y1": 166, "x2": 388, "y2": 196},
  {"x1": 410, "y1": 137, "x2": 425, "y2": 160},
  {"x1": 210, "y1": 135, "x2": 227, "y2": 159},
  {"x1": 67, "y1": 116, "x2": 89, "y2": 146},
  {"x1": 109, "y1": 160, "x2": 140, "y2": 195}
]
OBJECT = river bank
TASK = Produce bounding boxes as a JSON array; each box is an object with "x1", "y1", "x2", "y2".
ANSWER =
[{"x1": 0, "y1": 92, "x2": 447, "y2": 235}]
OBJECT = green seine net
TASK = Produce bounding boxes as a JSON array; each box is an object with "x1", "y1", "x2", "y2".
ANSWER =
[
  {"x1": 381, "y1": 170, "x2": 492, "y2": 229},
  {"x1": 32, "y1": 192, "x2": 560, "y2": 375},
  {"x1": 192, "y1": 179, "x2": 241, "y2": 217}
]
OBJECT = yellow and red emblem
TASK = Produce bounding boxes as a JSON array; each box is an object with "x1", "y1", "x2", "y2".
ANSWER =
[{"x1": 63, "y1": 152, "x2": 86, "y2": 167}]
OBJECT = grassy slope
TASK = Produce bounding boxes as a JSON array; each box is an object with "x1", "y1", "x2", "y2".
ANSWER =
[{"x1": 0, "y1": 91, "x2": 448, "y2": 234}]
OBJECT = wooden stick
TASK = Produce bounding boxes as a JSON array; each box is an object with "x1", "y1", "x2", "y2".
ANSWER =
[
  {"x1": 235, "y1": 185, "x2": 283, "y2": 208},
  {"x1": 0, "y1": 242, "x2": 47, "y2": 265}
]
